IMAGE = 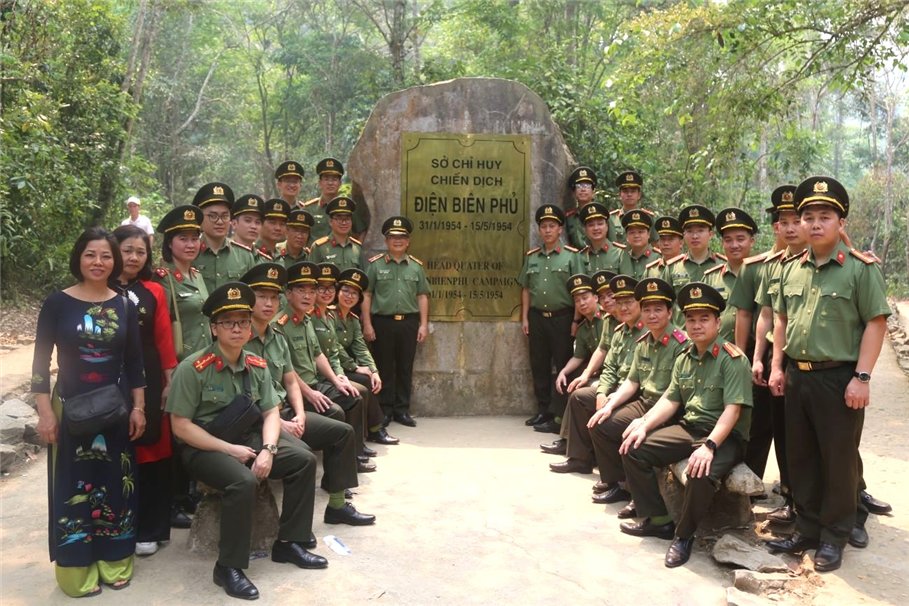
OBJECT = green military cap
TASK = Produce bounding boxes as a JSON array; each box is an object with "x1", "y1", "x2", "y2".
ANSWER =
[
  {"x1": 615, "y1": 171, "x2": 643, "y2": 189},
  {"x1": 535, "y1": 204, "x2": 565, "y2": 225},
  {"x1": 339, "y1": 267, "x2": 368, "y2": 291},
  {"x1": 287, "y1": 208, "x2": 314, "y2": 229},
  {"x1": 634, "y1": 277, "x2": 675, "y2": 305},
  {"x1": 326, "y1": 196, "x2": 356, "y2": 216},
  {"x1": 287, "y1": 261, "x2": 318, "y2": 286},
  {"x1": 768, "y1": 184, "x2": 797, "y2": 215},
  {"x1": 156, "y1": 205, "x2": 203, "y2": 235},
  {"x1": 677, "y1": 281, "x2": 725, "y2": 314},
  {"x1": 580, "y1": 202, "x2": 609, "y2": 223},
  {"x1": 274, "y1": 160, "x2": 304, "y2": 180},
  {"x1": 231, "y1": 194, "x2": 265, "y2": 219},
  {"x1": 592, "y1": 270, "x2": 617, "y2": 293},
  {"x1": 382, "y1": 215, "x2": 413, "y2": 236},
  {"x1": 202, "y1": 281, "x2": 256, "y2": 318},
  {"x1": 678, "y1": 204, "x2": 715, "y2": 229},
  {"x1": 568, "y1": 166, "x2": 598, "y2": 189},
  {"x1": 240, "y1": 262, "x2": 286, "y2": 291},
  {"x1": 316, "y1": 157, "x2": 344, "y2": 177},
  {"x1": 263, "y1": 198, "x2": 291, "y2": 220},
  {"x1": 566, "y1": 273, "x2": 595, "y2": 295},
  {"x1": 609, "y1": 274, "x2": 638, "y2": 298},
  {"x1": 193, "y1": 182, "x2": 234, "y2": 209},
  {"x1": 795, "y1": 175, "x2": 849, "y2": 218},
  {"x1": 317, "y1": 262, "x2": 340, "y2": 283},
  {"x1": 621, "y1": 209, "x2": 654, "y2": 230},
  {"x1": 654, "y1": 215, "x2": 683, "y2": 237},
  {"x1": 715, "y1": 207, "x2": 758, "y2": 234}
]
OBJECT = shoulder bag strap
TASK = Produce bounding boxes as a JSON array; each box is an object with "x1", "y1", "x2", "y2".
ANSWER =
[{"x1": 166, "y1": 271, "x2": 181, "y2": 325}]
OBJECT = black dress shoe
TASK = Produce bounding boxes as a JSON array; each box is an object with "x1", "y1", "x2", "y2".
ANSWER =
[
  {"x1": 533, "y1": 420, "x2": 561, "y2": 434},
  {"x1": 357, "y1": 459, "x2": 377, "y2": 473},
  {"x1": 766, "y1": 502, "x2": 795, "y2": 524},
  {"x1": 765, "y1": 533, "x2": 819, "y2": 554},
  {"x1": 619, "y1": 517, "x2": 676, "y2": 540},
  {"x1": 617, "y1": 501, "x2": 637, "y2": 519},
  {"x1": 525, "y1": 412, "x2": 550, "y2": 426},
  {"x1": 848, "y1": 523, "x2": 869, "y2": 549},
  {"x1": 362, "y1": 445, "x2": 377, "y2": 457},
  {"x1": 592, "y1": 481, "x2": 610, "y2": 494},
  {"x1": 170, "y1": 506, "x2": 192, "y2": 529},
  {"x1": 366, "y1": 427, "x2": 400, "y2": 445},
  {"x1": 593, "y1": 484, "x2": 630, "y2": 504},
  {"x1": 271, "y1": 541, "x2": 328, "y2": 569},
  {"x1": 302, "y1": 533, "x2": 317, "y2": 549},
  {"x1": 213, "y1": 563, "x2": 259, "y2": 600},
  {"x1": 324, "y1": 502, "x2": 376, "y2": 526},
  {"x1": 814, "y1": 542, "x2": 843, "y2": 572},
  {"x1": 382, "y1": 413, "x2": 393, "y2": 427},
  {"x1": 665, "y1": 536, "x2": 695, "y2": 568},
  {"x1": 549, "y1": 458, "x2": 593, "y2": 474},
  {"x1": 394, "y1": 412, "x2": 417, "y2": 427},
  {"x1": 860, "y1": 490, "x2": 893, "y2": 515},
  {"x1": 540, "y1": 438, "x2": 567, "y2": 455}
]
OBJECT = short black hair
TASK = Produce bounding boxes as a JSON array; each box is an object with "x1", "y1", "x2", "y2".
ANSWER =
[
  {"x1": 69, "y1": 227, "x2": 123, "y2": 283},
  {"x1": 112, "y1": 225, "x2": 153, "y2": 281}
]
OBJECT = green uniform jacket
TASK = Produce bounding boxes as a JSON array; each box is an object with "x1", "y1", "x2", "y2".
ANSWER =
[
  {"x1": 662, "y1": 251, "x2": 725, "y2": 325},
  {"x1": 335, "y1": 311, "x2": 377, "y2": 374},
  {"x1": 564, "y1": 209, "x2": 589, "y2": 249},
  {"x1": 307, "y1": 236, "x2": 366, "y2": 271},
  {"x1": 577, "y1": 242, "x2": 625, "y2": 276},
  {"x1": 301, "y1": 197, "x2": 368, "y2": 240},
  {"x1": 703, "y1": 262, "x2": 739, "y2": 343},
  {"x1": 574, "y1": 311, "x2": 606, "y2": 360},
  {"x1": 608, "y1": 208, "x2": 658, "y2": 244},
  {"x1": 194, "y1": 237, "x2": 263, "y2": 293},
  {"x1": 518, "y1": 245, "x2": 583, "y2": 311},
  {"x1": 644, "y1": 256, "x2": 669, "y2": 279},
  {"x1": 726, "y1": 252, "x2": 770, "y2": 341},
  {"x1": 753, "y1": 249, "x2": 786, "y2": 344},
  {"x1": 775, "y1": 242, "x2": 890, "y2": 362},
  {"x1": 365, "y1": 253, "x2": 432, "y2": 315},
  {"x1": 627, "y1": 325, "x2": 690, "y2": 404},
  {"x1": 618, "y1": 245, "x2": 659, "y2": 281},
  {"x1": 596, "y1": 314, "x2": 622, "y2": 353},
  {"x1": 276, "y1": 307, "x2": 322, "y2": 386},
  {"x1": 665, "y1": 337, "x2": 753, "y2": 439},
  {"x1": 245, "y1": 323, "x2": 294, "y2": 403},
  {"x1": 154, "y1": 265, "x2": 211, "y2": 361},
  {"x1": 310, "y1": 307, "x2": 343, "y2": 378},
  {"x1": 165, "y1": 343, "x2": 278, "y2": 428},
  {"x1": 276, "y1": 245, "x2": 309, "y2": 269},
  {"x1": 597, "y1": 320, "x2": 648, "y2": 395}
]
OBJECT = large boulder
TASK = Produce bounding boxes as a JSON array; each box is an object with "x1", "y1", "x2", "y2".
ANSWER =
[
  {"x1": 187, "y1": 481, "x2": 281, "y2": 556},
  {"x1": 0, "y1": 399, "x2": 40, "y2": 445},
  {"x1": 712, "y1": 534, "x2": 788, "y2": 572}
]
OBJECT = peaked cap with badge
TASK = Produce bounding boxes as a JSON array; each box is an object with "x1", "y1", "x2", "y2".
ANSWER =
[
  {"x1": 768, "y1": 184, "x2": 797, "y2": 215},
  {"x1": 287, "y1": 208, "x2": 314, "y2": 229},
  {"x1": 202, "y1": 281, "x2": 256, "y2": 318},
  {"x1": 654, "y1": 215, "x2": 683, "y2": 237},
  {"x1": 566, "y1": 273, "x2": 595, "y2": 296},
  {"x1": 609, "y1": 274, "x2": 638, "y2": 298},
  {"x1": 677, "y1": 281, "x2": 725, "y2": 314},
  {"x1": 317, "y1": 262, "x2": 340, "y2": 283},
  {"x1": 382, "y1": 215, "x2": 413, "y2": 236},
  {"x1": 274, "y1": 160, "x2": 304, "y2": 180},
  {"x1": 263, "y1": 198, "x2": 291, "y2": 220},
  {"x1": 286, "y1": 261, "x2": 319, "y2": 286},
  {"x1": 326, "y1": 196, "x2": 356, "y2": 216},
  {"x1": 568, "y1": 166, "x2": 598, "y2": 189},
  {"x1": 232, "y1": 194, "x2": 265, "y2": 219},
  {"x1": 157, "y1": 204, "x2": 203, "y2": 235},
  {"x1": 339, "y1": 268, "x2": 368, "y2": 291},
  {"x1": 621, "y1": 209, "x2": 654, "y2": 230},
  {"x1": 634, "y1": 277, "x2": 675, "y2": 304},
  {"x1": 615, "y1": 171, "x2": 643, "y2": 189},
  {"x1": 795, "y1": 175, "x2": 849, "y2": 218},
  {"x1": 580, "y1": 202, "x2": 609, "y2": 223},
  {"x1": 193, "y1": 182, "x2": 234, "y2": 209},
  {"x1": 535, "y1": 204, "x2": 566, "y2": 225},
  {"x1": 240, "y1": 262, "x2": 286, "y2": 291},
  {"x1": 678, "y1": 205, "x2": 715, "y2": 229},
  {"x1": 715, "y1": 207, "x2": 758, "y2": 234},
  {"x1": 592, "y1": 270, "x2": 617, "y2": 293},
  {"x1": 316, "y1": 157, "x2": 344, "y2": 177}
]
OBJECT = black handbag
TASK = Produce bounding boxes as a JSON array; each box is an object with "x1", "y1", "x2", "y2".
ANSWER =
[
  {"x1": 197, "y1": 370, "x2": 261, "y2": 444},
  {"x1": 63, "y1": 383, "x2": 129, "y2": 436}
]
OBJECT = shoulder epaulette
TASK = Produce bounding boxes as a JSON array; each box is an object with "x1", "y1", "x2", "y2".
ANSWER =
[
  {"x1": 609, "y1": 208, "x2": 622, "y2": 215},
  {"x1": 369, "y1": 253, "x2": 384, "y2": 262},
  {"x1": 704, "y1": 264, "x2": 724, "y2": 275},
  {"x1": 667, "y1": 253, "x2": 686, "y2": 265},
  {"x1": 193, "y1": 352, "x2": 217, "y2": 372},
  {"x1": 326, "y1": 309, "x2": 336, "y2": 320},
  {"x1": 155, "y1": 267, "x2": 170, "y2": 278},
  {"x1": 245, "y1": 355, "x2": 267, "y2": 369},
  {"x1": 580, "y1": 245, "x2": 591, "y2": 254},
  {"x1": 277, "y1": 313, "x2": 289, "y2": 326},
  {"x1": 743, "y1": 253, "x2": 768, "y2": 265},
  {"x1": 642, "y1": 209, "x2": 655, "y2": 215},
  {"x1": 271, "y1": 325, "x2": 284, "y2": 335},
  {"x1": 672, "y1": 329, "x2": 688, "y2": 343},
  {"x1": 526, "y1": 247, "x2": 541, "y2": 256},
  {"x1": 722, "y1": 342, "x2": 744, "y2": 358},
  {"x1": 303, "y1": 197, "x2": 320, "y2": 207},
  {"x1": 613, "y1": 241, "x2": 627, "y2": 249},
  {"x1": 304, "y1": 246, "x2": 311, "y2": 255},
  {"x1": 348, "y1": 312, "x2": 359, "y2": 320},
  {"x1": 716, "y1": 253, "x2": 728, "y2": 261},
  {"x1": 350, "y1": 237, "x2": 362, "y2": 245},
  {"x1": 653, "y1": 246, "x2": 662, "y2": 254},
  {"x1": 636, "y1": 332, "x2": 649, "y2": 343},
  {"x1": 782, "y1": 251, "x2": 807, "y2": 264},
  {"x1": 233, "y1": 240, "x2": 252, "y2": 252},
  {"x1": 190, "y1": 267, "x2": 200, "y2": 276},
  {"x1": 646, "y1": 258, "x2": 663, "y2": 269},
  {"x1": 850, "y1": 248, "x2": 877, "y2": 264},
  {"x1": 565, "y1": 208, "x2": 578, "y2": 217},
  {"x1": 313, "y1": 236, "x2": 330, "y2": 247},
  {"x1": 614, "y1": 322, "x2": 625, "y2": 332},
  {"x1": 564, "y1": 246, "x2": 579, "y2": 253},
  {"x1": 408, "y1": 254, "x2": 423, "y2": 265},
  {"x1": 259, "y1": 251, "x2": 274, "y2": 261},
  {"x1": 765, "y1": 250, "x2": 785, "y2": 263}
]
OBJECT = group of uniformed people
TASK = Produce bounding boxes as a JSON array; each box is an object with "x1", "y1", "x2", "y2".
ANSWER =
[{"x1": 525, "y1": 168, "x2": 893, "y2": 571}]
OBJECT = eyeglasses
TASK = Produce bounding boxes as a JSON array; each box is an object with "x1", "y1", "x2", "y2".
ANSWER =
[
  {"x1": 614, "y1": 299, "x2": 637, "y2": 308},
  {"x1": 331, "y1": 215, "x2": 352, "y2": 223},
  {"x1": 575, "y1": 183, "x2": 593, "y2": 190},
  {"x1": 339, "y1": 287, "x2": 359, "y2": 297},
  {"x1": 206, "y1": 213, "x2": 231, "y2": 224},
  {"x1": 215, "y1": 319, "x2": 251, "y2": 329},
  {"x1": 317, "y1": 285, "x2": 336, "y2": 293}
]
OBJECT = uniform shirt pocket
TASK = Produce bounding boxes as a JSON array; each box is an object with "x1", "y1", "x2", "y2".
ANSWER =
[{"x1": 819, "y1": 284, "x2": 855, "y2": 323}]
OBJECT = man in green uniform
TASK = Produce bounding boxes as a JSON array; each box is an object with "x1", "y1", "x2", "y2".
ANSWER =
[
  {"x1": 575, "y1": 202, "x2": 625, "y2": 275},
  {"x1": 662, "y1": 205, "x2": 723, "y2": 324},
  {"x1": 587, "y1": 278, "x2": 688, "y2": 516},
  {"x1": 277, "y1": 209, "x2": 313, "y2": 268},
  {"x1": 192, "y1": 182, "x2": 263, "y2": 292},
  {"x1": 645, "y1": 216, "x2": 684, "y2": 278},
  {"x1": 766, "y1": 176, "x2": 890, "y2": 572},
  {"x1": 275, "y1": 160, "x2": 305, "y2": 207},
  {"x1": 301, "y1": 158, "x2": 368, "y2": 241},
  {"x1": 308, "y1": 196, "x2": 367, "y2": 271},
  {"x1": 550, "y1": 275, "x2": 645, "y2": 473},
  {"x1": 230, "y1": 194, "x2": 264, "y2": 249},
  {"x1": 618, "y1": 210, "x2": 658, "y2": 279},
  {"x1": 619, "y1": 282, "x2": 753, "y2": 568},
  {"x1": 257, "y1": 199, "x2": 291, "y2": 260},
  {"x1": 518, "y1": 205, "x2": 583, "y2": 432},
  {"x1": 608, "y1": 171, "x2": 654, "y2": 244},
  {"x1": 703, "y1": 208, "x2": 758, "y2": 341},
  {"x1": 166, "y1": 282, "x2": 328, "y2": 600},
  {"x1": 564, "y1": 166, "x2": 598, "y2": 249},
  {"x1": 362, "y1": 216, "x2": 432, "y2": 428}
]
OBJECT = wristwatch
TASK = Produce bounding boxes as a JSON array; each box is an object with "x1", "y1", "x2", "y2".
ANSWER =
[
  {"x1": 704, "y1": 439, "x2": 717, "y2": 452},
  {"x1": 263, "y1": 444, "x2": 278, "y2": 456},
  {"x1": 853, "y1": 371, "x2": 871, "y2": 383}
]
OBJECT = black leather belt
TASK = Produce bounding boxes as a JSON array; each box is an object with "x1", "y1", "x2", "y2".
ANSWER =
[
  {"x1": 530, "y1": 307, "x2": 573, "y2": 318},
  {"x1": 790, "y1": 360, "x2": 848, "y2": 372},
  {"x1": 374, "y1": 313, "x2": 418, "y2": 321}
]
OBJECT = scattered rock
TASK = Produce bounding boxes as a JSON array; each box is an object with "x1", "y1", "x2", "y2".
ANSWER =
[
  {"x1": 0, "y1": 415, "x2": 27, "y2": 445},
  {"x1": 0, "y1": 399, "x2": 40, "y2": 444},
  {"x1": 713, "y1": 535, "x2": 789, "y2": 572},
  {"x1": 725, "y1": 464, "x2": 766, "y2": 496},
  {"x1": 734, "y1": 569, "x2": 803, "y2": 594},
  {"x1": 727, "y1": 586, "x2": 774, "y2": 606},
  {"x1": 0, "y1": 444, "x2": 18, "y2": 472},
  {"x1": 0, "y1": 398, "x2": 37, "y2": 418}
]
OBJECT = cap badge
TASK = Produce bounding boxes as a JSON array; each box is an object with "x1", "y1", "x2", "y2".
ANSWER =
[
  {"x1": 626, "y1": 173, "x2": 633, "y2": 181},
  {"x1": 352, "y1": 272, "x2": 361, "y2": 281},
  {"x1": 393, "y1": 219, "x2": 402, "y2": 227},
  {"x1": 321, "y1": 267, "x2": 331, "y2": 276},
  {"x1": 632, "y1": 212, "x2": 640, "y2": 220},
  {"x1": 662, "y1": 219, "x2": 670, "y2": 228},
  {"x1": 691, "y1": 287, "x2": 702, "y2": 299},
  {"x1": 213, "y1": 186, "x2": 224, "y2": 196},
  {"x1": 183, "y1": 209, "x2": 195, "y2": 221},
  {"x1": 288, "y1": 163, "x2": 296, "y2": 171},
  {"x1": 545, "y1": 206, "x2": 552, "y2": 214},
  {"x1": 573, "y1": 277, "x2": 582, "y2": 286},
  {"x1": 302, "y1": 266, "x2": 312, "y2": 276},
  {"x1": 813, "y1": 181, "x2": 828, "y2": 194},
  {"x1": 596, "y1": 275, "x2": 605, "y2": 284},
  {"x1": 249, "y1": 198, "x2": 258, "y2": 206},
  {"x1": 647, "y1": 281, "x2": 658, "y2": 292},
  {"x1": 267, "y1": 268, "x2": 278, "y2": 279},
  {"x1": 227, "y1": 288, "x2": 241, "y2": 300},
  {"x1": 327, "y1": 160, "x2": 334, "y2": 167},
  {"x1": 616, "y1": 279, "x2": 626, "y2": 289},
  {"x1": 726, "y1": 211, "x2": 736, "y2": 221},
  {"x1": 339, "y1": 200, "x2": 347, "y2": 207},
  {"x1": 579, "y1": 169, "x2": 587, "y2": 177},
  {"x1": 782, "y1": 192, "x2": 794, "y2": 202},
  {"x1": 690, "y1": 208, "x2": 699, "y2": 218}
]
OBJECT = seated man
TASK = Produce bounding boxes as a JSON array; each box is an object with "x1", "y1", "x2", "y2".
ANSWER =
[
  {"x1": 618, "y1": 282, "x2": 752, "y2": 568},
  {"x1": 166, "y1": 282, "x2": 328, "y2": 600},
  {"x1": 587, "y1": 278, "x2": 688, "y2": 517},
  {"x1": 550, "y1": 275, "x2": 646, "y2": 475}
]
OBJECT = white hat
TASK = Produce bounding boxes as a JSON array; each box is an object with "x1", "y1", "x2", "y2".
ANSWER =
[{"x1": 126, "y1": 196, "x2": 141, "y2": 206}]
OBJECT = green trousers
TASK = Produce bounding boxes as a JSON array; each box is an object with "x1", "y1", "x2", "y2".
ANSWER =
[
  {"x1": 279, "y1": 408, "x2": 359, "y2": 492},
  {"x1": 55, "y1": 556, "x2": 133, "y2": 597},
  {"x1": 591, "y1": 397, "x2": 653, "y2": 484}
]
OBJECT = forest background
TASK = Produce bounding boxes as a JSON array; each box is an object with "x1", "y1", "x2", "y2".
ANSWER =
[{"x1": 2, "y1": 0, "x2": 908, "y2": 301}]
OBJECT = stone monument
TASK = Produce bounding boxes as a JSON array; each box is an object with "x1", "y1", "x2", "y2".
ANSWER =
[{"x1": 348, "y1": 77, "x2": 575, "y2": 415}]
